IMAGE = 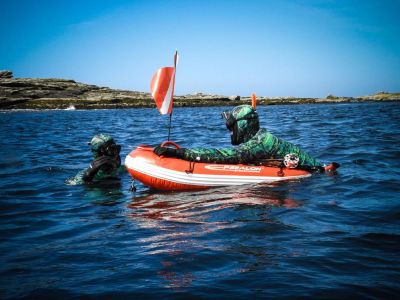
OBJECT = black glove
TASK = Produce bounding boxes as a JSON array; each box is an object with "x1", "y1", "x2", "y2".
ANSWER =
[
  {"x1": 82, "y1": 156, "x2": 120, "y2": 182},
  {"x1": 153, "y1": 146, "x2": 185, "y2": 158}
]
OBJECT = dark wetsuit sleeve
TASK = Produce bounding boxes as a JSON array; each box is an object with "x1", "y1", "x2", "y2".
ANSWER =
[{"x1": 81, "y1": 167, "x2": 97, "y2": 182}]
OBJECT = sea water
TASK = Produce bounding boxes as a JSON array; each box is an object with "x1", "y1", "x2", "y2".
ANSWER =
[{"x1": 0, "y1": 102, "x2": 399, "y2": 299}]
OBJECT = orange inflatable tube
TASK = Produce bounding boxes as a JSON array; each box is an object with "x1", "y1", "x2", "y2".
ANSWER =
[{"x1": 125, "y1": 145, "x2": 311, "y2": 191}]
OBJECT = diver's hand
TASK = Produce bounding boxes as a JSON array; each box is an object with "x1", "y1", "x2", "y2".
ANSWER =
[
  {"x1": 154, "y1": 146, "x2": 175, "y2": 157},
  {"x1": 153, "y1": 146, "x2": 185, "y2": 158},
  {"x1": 82, "y1": 156, "x2": 116, "y2": 182},
  {"x1": 324, "y1": 162, "x2": 340, "y2": 172}
]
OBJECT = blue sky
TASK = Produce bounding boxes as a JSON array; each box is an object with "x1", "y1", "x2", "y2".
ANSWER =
[{"x1": 1, "y1": 0, "x2": 399, "y2": 97}]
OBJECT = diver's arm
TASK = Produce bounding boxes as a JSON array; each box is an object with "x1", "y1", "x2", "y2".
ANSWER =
[
  {"x1": 257, "y1": 131, "x2": 322, "y2": 167},
  {"x1": 153, "y1": 144, "x2": 241, "y2": 163},
  {"x1": 182, "y1": 147, "x2": 241, "y2": 164},
  {"x1": 263, "y1": 134, "x2": 322, "y2": 167},
  {"x1": 182, "y1": 138, "x2": 265, "y2": 164},
  {"x1": 153, "y1": 137, "x2": 266, "y2": 164}
]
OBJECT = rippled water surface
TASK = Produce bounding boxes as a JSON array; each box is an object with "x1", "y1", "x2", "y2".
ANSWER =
[{"x1": 1, "y1": 103, "x2": 399, "y2": 299}]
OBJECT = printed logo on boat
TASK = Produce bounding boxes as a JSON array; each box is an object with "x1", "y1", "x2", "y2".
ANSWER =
[{"x1": 204, "y1": 165, "x2": 262, "y2": 173}]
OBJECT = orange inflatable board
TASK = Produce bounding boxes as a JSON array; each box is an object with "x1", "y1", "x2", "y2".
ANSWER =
[{"x1": 125, "y1": 145, "x2": 311, "y2": 191}]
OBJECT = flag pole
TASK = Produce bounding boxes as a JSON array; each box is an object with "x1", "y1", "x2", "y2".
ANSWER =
[
  {"x1": 167, "y1": 50, "x2": 178, "y2": 141},
  {"x1": 167, "y1": 111, "x2": 173, "y2": 141}
]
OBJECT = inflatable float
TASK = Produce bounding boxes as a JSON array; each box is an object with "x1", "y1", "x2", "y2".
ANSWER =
[{"x1": 125, "y1": 142, "x2": 312, "y2": 191}]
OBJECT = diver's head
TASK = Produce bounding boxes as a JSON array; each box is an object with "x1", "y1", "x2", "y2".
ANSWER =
[
  {"x1": 89, "y1": 134, "x2": 121, "y2": 158},
  {"x1": 221, "y1": 105, "x2": 260, "y2": 145}
]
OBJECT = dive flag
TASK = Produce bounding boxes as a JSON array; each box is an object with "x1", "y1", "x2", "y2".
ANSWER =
[{"x1": 150, "y1": 51, "x2": 178, "y2": 115}]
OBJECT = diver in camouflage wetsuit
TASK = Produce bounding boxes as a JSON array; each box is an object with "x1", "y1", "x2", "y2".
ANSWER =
[
  {"x1": 154, "y1": 105, "x2": 337, "y2": 171},
  {"x1": 67, "y1": 134, "x2": 125, "y2": 185}
]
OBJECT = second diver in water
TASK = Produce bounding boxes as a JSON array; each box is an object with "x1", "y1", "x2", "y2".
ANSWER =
[{"x1": 68, "y1": 133, "x2": 125, "y2": 185}]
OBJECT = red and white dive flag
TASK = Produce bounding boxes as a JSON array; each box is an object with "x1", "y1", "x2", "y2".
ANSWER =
[{"x1": 150, "y1": 51, "x2": 178, "y2": 115}]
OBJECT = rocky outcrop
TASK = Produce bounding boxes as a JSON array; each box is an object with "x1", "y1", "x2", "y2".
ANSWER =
[
  {"x1": 0, "y1": 70, "x2": 13, "y2": 79},
  {"x1": 358, "y1": 91, "x2": 400, "y2": 101},
  {"x1": 1, "y1": 71, "x2": 399, "y2": 109},
  {"x1": 0, "y1": 71, "x2": 154, "y2": 109},
  {"x1": 0, "y1": 71, "x2": 243, "y2": 109}
]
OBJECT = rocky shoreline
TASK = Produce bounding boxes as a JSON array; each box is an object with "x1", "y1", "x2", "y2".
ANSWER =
[{"x1": 1, "y1": 70, "x2": 399, "y2": 110}]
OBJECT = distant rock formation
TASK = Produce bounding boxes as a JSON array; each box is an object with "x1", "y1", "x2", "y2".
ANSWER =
[
  {"x1": 0, "y1": 71, "x2": 241, "y2": 109},
  {"x1": 0, "y1": 70, "x2": 13, "y2": 79},
  {"x1": 0, "y1": 71, "x2": 155, "y2": 109},
  {"x1": 0, "y1": 71, "x2": 399, "y2": 109}
]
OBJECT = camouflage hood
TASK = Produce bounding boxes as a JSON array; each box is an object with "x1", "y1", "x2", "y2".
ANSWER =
[
  {"x1": 223, "y1": 105, "x2": 260, "y2": 145},
  {"x1": 89, "y1": 134, "x2": 115, "y2": 158}
]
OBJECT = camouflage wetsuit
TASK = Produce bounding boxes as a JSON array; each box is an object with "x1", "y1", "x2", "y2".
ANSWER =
[
  {"x1": 154, "y1": 105, "x2": 322, "y2": 168},
  {"x1": 181, "y1": 128, "x2": 321, "y2": 166}
]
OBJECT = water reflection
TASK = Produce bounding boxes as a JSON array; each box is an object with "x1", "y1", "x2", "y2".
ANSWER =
[
  {"x1": 157, "y1": 252, "x2": 196, "y2": 291},
  {"x1": 126, "y1": 182, "x2": 301, "y2": 291},
  {"x1": 127, "y1": 182, "x2": 300, "y2": 226}
]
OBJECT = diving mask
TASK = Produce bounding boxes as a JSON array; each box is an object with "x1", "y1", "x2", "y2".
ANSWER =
[{"x1": 98, "y1": 143, "x2": 121, "y2": 157}]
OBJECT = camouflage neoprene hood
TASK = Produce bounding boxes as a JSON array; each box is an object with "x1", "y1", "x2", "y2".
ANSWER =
[
  {"x1": 223, "y1": 105, "x2": 260, "y2": 145},
  {"x1": 89, "y1": 133, "x2": 116, "y2": 157}
]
